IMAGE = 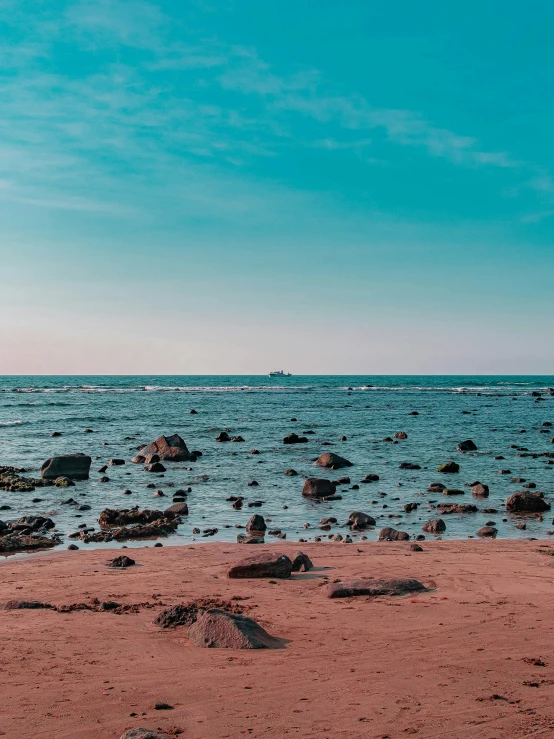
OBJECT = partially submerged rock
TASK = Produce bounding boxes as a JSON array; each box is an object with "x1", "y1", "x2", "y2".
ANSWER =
[
  {"x1": 324, "y1": 578, "x2": 426, "y2": 599},
  {"x1": 188, "y1": 609, "x2": 282, "y2": 649},
  {"x1": 472, "y1": 483, "x2": 490, "y2": 497},
  {"x1": 457, "y1": 440, "x2": 477, "y2": 451},
  {"x1": 99, "y1": 508, "x2": 180, "y2": 528},
  {"x1": 283, "y1": 433, "x2": 308, "y2": 444},
  {"x1": 302, "y1": 478, "x2": 335, "y2": 499},
  {"x1": 378, "y1": 527, "x2": 410, "y2": 541},
  {"x1": 348, "y1": 511, "x2": 376, "y2": 530},
  {"x1": 436, "y1": 503, "x2": 478, "y2": 514},
  {"x1": 40, "y1": 454, "x2": 92, "y2": 480},
  {"x1": 246, "y1": 514, "x2": 266, "y2": 537},
  {"x1": 506, "y1": 491, "x2": 550, "y2": 513},
  {"x1": 437, "y1": 461, "x2": 460, "y2": 474},
  {"x1": 314, "y1": 452, "x2": 352, "y2": 469},
  {"x1": 477, "y1": 526, "x2": 498, "y2": 538},
  {"x1": 422, "y1": 519, "x2": 446, "y2": 534},
  {"x1": 136, "y1": 434, "x2": 196, "y2": 462},
  {"x1": 228, "y1": 552, "x2": 293, "y2": 579},
  {"x1": 0, "y1": 533, "x2": 60, "y2": 553}
]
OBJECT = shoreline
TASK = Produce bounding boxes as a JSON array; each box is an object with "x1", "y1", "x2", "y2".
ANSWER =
[{"x1": 3, "y1": 539, "x2": 554, "y2": 738}]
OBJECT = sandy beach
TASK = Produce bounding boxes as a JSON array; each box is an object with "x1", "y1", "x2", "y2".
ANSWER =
[{"x1": 3, "y1": 539, "x2": 554, "y2": 738}]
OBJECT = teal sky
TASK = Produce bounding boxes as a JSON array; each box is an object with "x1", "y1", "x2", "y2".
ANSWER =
[{"x1": 1, "y1": 0, "x2": 553, "y2": 374}]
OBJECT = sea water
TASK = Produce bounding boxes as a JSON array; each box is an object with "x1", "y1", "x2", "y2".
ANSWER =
[{"x1": 1, "y1": 375, "x2": 553, "y2": 551}]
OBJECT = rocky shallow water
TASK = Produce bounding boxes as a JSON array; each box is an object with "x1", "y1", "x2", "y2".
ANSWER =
[{"x1": 1, "y1": 374, "x2": 553, "y2": 552}]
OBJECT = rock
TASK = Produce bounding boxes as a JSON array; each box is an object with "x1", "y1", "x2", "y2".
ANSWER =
[
  {"x1": 247, "y1": 480, "x2": 259, "y2": 487},
  {"x1": 108, "y1": 555, "x2": 135, "y2": 568},
  {"x1": 11, "y1": 515, "x2": 55, "y2": 532},
  {"x1": 378, "y1": 527, "x2": 410, "y2": 541},
  {"x1": 246, "y1": 514, "x2": 266, "y2": 537},
  {"x1": 335, "y1": 476, "x2": 351, "y2": 485},
  {"x1": 137, "y1": 434, "x2": 195, "y2": 462},
  {"x1": 422, "y1": 519, "x2": 446, "y2": 533},
  {"x1": 457, "y1": 440, "x2": 477, "y2": 451},
  {"x1": 302, "y1": 478, "x2": 335, "y2": 499},
  {"x1": 216, "y1": 432, "x2": 231, "y2": 442},
  {"x1": 437, "y1": 461, "x2": 460, "y2": 473},
  {"x1": 50, "y1": 431, "x2": 62, "y2": 437},
  {"x1": 54, "y1": 476, "x2": 74, "y2": 488},
  {"x1": 80, "y1": 517, "x2": 178, "y2": 542},
  {"x1": 428, "y1": 482, "x2": 446, "y2": 492},
  {"x1": 283, "y1": 433, "x2": 308, "y2": 444},
  {"x1": 324, "y1": 578, "x2": 426, "y2": 599},
  {"x1": 404, "y1": 502, "x2": 419, "y2": 512},
  {"x1": 477, "y1": 526, "x2": 498, "y2": 538},
  {"x1": 314, "y1": 452, "x2": 353, "y2": 469},
  {"x1": 188, "y1": 609, "x2": 281, "y2": 649},
  {"x1": 99, "y1": 508, "x2": 181, "y2": 528},
  {"x1": 399, "y1": 462, "x2": 421, "y2": 470},
  {"x1": 231, "y1": 436, "x2": 245, "y2": 442},
  {"x1": 40, "y1": 454, "x2": 92, "y2": 480},
  {"x1": 506, "y1": 491, "x2": 551, "y2": 513},
  {"x1": 120, "y1": 730, "x2": 171, "y2": 739},
  {"x1": 0, "y1": 533, "x2": 59, "y2": 553},
  {"x1": 394, "y1": 431, "x2": 408, "y2": 440},
  {"x1": 67, "y1": 544, "x2": 79, "y2": 550},
  {"x1": 437, "y1": 503, "x2": 478, "y2": 514},
  {"x1": 348, "y1": 511, "x2": 376, "y2": 530},
  {"x1": 228, "y1": 552, "x2": 293, "y2": 579},
  {"x1": 361, "y1": 473, "x2": 380, "y2": 483},
  {"x1": 4, "y1": 599, "x2": 53, "y2": 610},
  {"x1": 472, "y1": 483, "x2": 490, "y2": 497},
  {"x1": 410, "y1": 543, "x2": 423, "y2": 552},
  {"x1": 443, "y1": 488, "x2": 465, "y2": 496},
  {"x1": 165, "y1": 502, "x2": 189, "y2": 515},
  {"x1": 291, "y1": 552, "x2": 313, "y2": 572},
  {"x1": 284, "y1": 469, "x2": 298, "y2": 476},
  {"x1": 144, "y1": 462, "x2": 166, "y2": 473},
  {"x1": 237, "y1": 535, "x2": 264, "y2": 544}
]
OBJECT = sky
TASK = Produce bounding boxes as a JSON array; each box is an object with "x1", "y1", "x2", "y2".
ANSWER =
[{"x1": 0, "y1": 0, "x2": 553, "y2": 374}]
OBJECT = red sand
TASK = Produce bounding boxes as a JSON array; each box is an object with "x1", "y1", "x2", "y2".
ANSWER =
[{"x1": 2, "y1": 539, "x2": 554, "y2": 738}]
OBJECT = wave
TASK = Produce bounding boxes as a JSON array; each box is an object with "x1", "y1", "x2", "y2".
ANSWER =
[{"x1": 0, "y1": 420, "x2": 22, "y2": 426}]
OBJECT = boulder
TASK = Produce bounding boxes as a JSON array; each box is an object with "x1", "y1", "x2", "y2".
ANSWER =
[
  {"x1": 291, "y1": 552, "x2": 313, "y2": 572},
  {"x1": 228, "y1": 552, "x2": 293, "y2": 579},
  {"x1": 437, "y1": 461, "x2": 460, "y2": 473},
  {"x1": 0, "y1": 533, "x2": 59, "y2": 553},
  {"x1": 314, "y1": 452, "x2": 353, "y2": 469},
  {"x1": 237, "y1": 535, "x2": 264, "y2": 544},
  {"x1": 422, "y1": 519, "x2": 446, "y2": 534},
  {"x1": 107, "y1": 555, "x2": 135, "y2": 568},
  {"x1": 361, "y1": 473, "x2": 380, "y2": 483},
  {"x1": 302, "y1": 478, "x2": 335, "y2": 499},
  {"x1": 506, "y1": 491, "x2": 551, "y2": 513},
  {"x1": 324, "y1": 578, "x2": 426, "y2": 599},
  {"x1": 457, "y1": 440, "x2": 477, "y2": 451},
  {"x1": 137, "y1": 434, "x2": 195, "y2": 462},
  {"x1": 437, "y1": 503, "x2": 478, "y2": 514},
  {"x1": 378, "y1": 527, "x2": 410, "y2": 541},
  {"x1": 284, "y1": 469, "x2": 298, "y2": 476},
  {"x1": 216, "y1": 432, "x2": 231, "y2": 442},
  {"x1": 188, "y1": 609, "x2": 281, "y2": 649},
  {"x1": 40, "y1": 453, "x2": 92, "y2": 480},
  {"x1": 99, "y1": 508, "x2": 180, "y2": 528},
  {"x1": 283, "y1": 433, "x2": 308, "y2": 444},
  {"x1": 165, "y1": 502, "x2": 189, "y2": 515},
  {"x1": 109, "y1": 459, "x2": 125, "y2": 466},
  {"x1": 399, "y1": 462, "x2": 421, "y2": 470},
  {"x1": 394, "y1": 431, "x2": 408, "y2": 439},
  {"x1": 428, "y1": 482, "x2": 446, "y2": 492},
  {"x1": 144, "y1": 462, "x2": 166, "y2": 473},
  {"x1": 348, "y1": 511, "x2": 376, "y2": 530},
  {"x1": 246, "y1": 514, "x2": 266, "y2": 536},
  {"x1": 477, "y1": 526, "x2": 498, "y2": 538},
  {"x1": 472, "y1": 483, "x2": 489, "y2": 497}
]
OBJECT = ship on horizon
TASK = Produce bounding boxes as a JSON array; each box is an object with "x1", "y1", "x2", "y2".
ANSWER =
[{"x1": 268, "y1": 370, "x2": 292, "y2": 377}]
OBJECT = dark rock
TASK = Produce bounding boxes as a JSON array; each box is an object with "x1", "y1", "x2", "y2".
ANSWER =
[
  {"x1": 137, "y1": 434, "x2": 195, "y2": 462},
  {"x1": 404, "y1": 502, "x2": 419, "y2": 512},
  {"x1": 410, "y1": 543, "x2": 423, "y2": 552},
  {"x1": 472, "y1": 483, "x2": 490, "y2": 497},
  {"x1": 50, "y1": 431, "x2": 62, "y2": 437},
  {"x1": 437, "y1": 461, "x2": 460, "y2": 473},
  {"x1": 399, "y1": 462, "x2": 421, "y2": 470},
  {"x1": 314, "y1": 452, "x2": 353, "y2": 469},
  {"x1": 283, "y1": 433, "x2": 308, "y2": 444},
  {"x1": 361, "y1": 473, "x2": 380, "y2": 483},
  {"x1": 67, "y1": 544, "x2": 79, "y2": 550},
  {"x1": 144, "y1": 462, "x2": 166, "y2": 473},
  {"x1": 228, "y1": 552, "x2": 293, "y2": 579},
  {"x1": 230, "y1": 436, "x2": 245, "y2": 442},
  {"x1": 302, "y1": 478, "x2": 335, "y2": 499},
  {"x1": 422, "y1": 519, "x2": 446, "y2": 534},
  {"x1": 120, "y1": 730, "x2": 171, "y2": 739},
  {"x1": 437, "y1": 503, "x2": 478, "y2": 514},
  {"x1": 324, "y1": 578, "x2": 426, "y2": 598},
  {"x1": 378, "y1": 527, "x2": 410, "y2": 541},
  {"x1": 0, "y1": 533, "x2": 59, "y2": 553},
  {"x1": 284, "y1": 469, "x2": 298, "y2": 476},
  {"x1": 109, "y1": 459, "x2": 125, "y2": 466},
  {"x1": 395, "y1": 431, "x2": 408, "y2": 439},
  {"x1": 188, "y1": 609, "x2": 281, "y2": 649},
  {"x1": 443, "y1": 488, "x2": 465, "y2": 496},
  {"x1": 216, "y1": 432, "x2": 231, "y2": 442},
  {"x1": 237, "y1": 534, "x2": 264, "y2": 544},
  {"x1": 165, "y1": 502, "x2": 189, "y2": 515},
  {"x1": 108, "y1": 555, "x2": 136, "y2": 568},
  {"x1": 348, "y1": 511, "x2": 376, "y2": 530},
  {"x1": 477, "y1": 526, "x2": 498, "y2": 538},
  {"x1": 506, "y1": 491, "x2": 550, "y2": 513},
  {"x1": 247, "y1": 480, "x2": 259, "y2": 487},
  {"x1": 291, "y1": 552, "x2": 313, "y2": 572},
  {"x1": 246, "y1": 514, "x2": 266, "y2": 537},
  {"x1": 4, "y1": 599, "x2": 53, "y2": 610},
  {"x1": 40, "y1": 454, "x2": 92, "y2": 480},
  {"x1": 457, "y1": 439, "x2": 477, "y2": 451}
]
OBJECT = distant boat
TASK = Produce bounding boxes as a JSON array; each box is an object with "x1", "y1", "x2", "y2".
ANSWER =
[{"x1": 268, "y1": 370, "x2": 292, "y2": 377}]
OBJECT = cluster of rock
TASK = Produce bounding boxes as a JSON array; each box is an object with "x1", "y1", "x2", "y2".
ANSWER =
[{"x1": 0, "y1": 515, "x2": 60, "y2": 552}]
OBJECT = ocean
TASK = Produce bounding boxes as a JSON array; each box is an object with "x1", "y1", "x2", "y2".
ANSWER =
[{"x1": 1, "y1": 375, "x2": 553, "y2": 551}]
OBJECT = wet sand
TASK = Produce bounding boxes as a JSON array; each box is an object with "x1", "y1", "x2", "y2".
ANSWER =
[{"x1": 2, "y1": 539, "x2": 554, "y2": 738}]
